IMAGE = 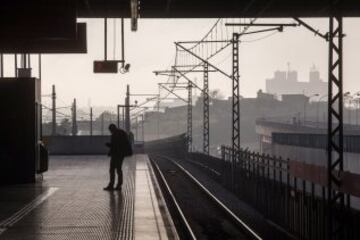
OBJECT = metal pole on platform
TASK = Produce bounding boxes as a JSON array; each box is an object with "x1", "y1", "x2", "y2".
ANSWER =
[
  {"x1": 90, "y1": 107, "x2": 93, "y2": 136},
  {"x1": 122, "y1": 107, "x2": 125, "y2": 129},
  {"x1": 51, "y1": 85, "x2": 56, "y2": 136},
  {"x1": 72, "y1": 98, "x2": 78, "y2": 136},
  {"x1": 125, "y1": 85, "x2": 131, "y2": 133},
  {"x1": 38, "y1": 54, "x2": 41, "y2": 80},
  {"x1": 121, "y1": 18, "x2": 125, "y2": 68},
  {"x1": 356, "y1": 99, "x2": 359, "y2": 125},
  {"x1": 117, "y1": 105, "x2": 120, "y2": 128},
  {"x1": 14, "y1": 54, "x2": 17, "y2": 77},
  {"x1": 0, "y1": 54, "x2": 3, "y2": 77},
  {"x1": 28, "y1": 54, "x2": 31, "y2": 69},
  {"x1": 38, "y1": 54, "x2": 42, "y2": 139},
  {"x1": 156, "y1": 86, "x2": 160, "y2": 139},
  {"x1": 104, "y1": 18, "x2": 108, "y2": 61},
  {"x1": 101, "y1": 114, "x2": 104, "y2": 135},
  {"x1": 135, "y1": 116, "x2": 138, "y2": 142},
  {"x1": 141, "y1": 114, "x2": 145, "y2": 142}
]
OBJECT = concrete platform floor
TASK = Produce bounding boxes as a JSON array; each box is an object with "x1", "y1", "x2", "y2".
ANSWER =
[{"x1": 0, "y1": 155, "x2": 173, "y2": 240}]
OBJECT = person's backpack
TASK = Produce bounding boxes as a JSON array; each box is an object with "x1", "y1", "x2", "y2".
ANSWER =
[{"x1": 124, "y1": 133, "x2": 133, "y2": 157}]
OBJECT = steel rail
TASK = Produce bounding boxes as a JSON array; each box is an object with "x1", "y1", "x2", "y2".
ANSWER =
[
  {"x1": 150, "y1": 159, "x2": 197, "y2": 240},
  {"x1": 154, "y1": 154, "x2": 263, "y2": 240}
]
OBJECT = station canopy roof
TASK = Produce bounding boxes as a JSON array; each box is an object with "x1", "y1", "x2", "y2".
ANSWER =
[
  {"x1": 76, "y1": 0, "x2": 360, "y2": 18},
  {"x1": 1, "y1": 0, "x2": 359, "y2": 53}
]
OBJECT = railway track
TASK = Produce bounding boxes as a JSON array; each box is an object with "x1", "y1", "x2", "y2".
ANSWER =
[{"x1": 150, "y1": 154, "x2": 262, "y2": 240}]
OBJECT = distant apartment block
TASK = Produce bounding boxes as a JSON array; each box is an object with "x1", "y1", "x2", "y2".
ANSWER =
[{"x1": 266, "y1": 66, "x2": 327, "y2": 98}]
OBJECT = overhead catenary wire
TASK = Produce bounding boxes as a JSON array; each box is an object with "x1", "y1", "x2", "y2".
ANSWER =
[
  {"x1": 156, "y1": 2, "x2": 274, "y2": 110},
  {"x1": 240, "y1": 30, "x2": 280, "y2": 43},
  {"x1": 42, "y1": 105, "x2": 71, "y2": 118}
]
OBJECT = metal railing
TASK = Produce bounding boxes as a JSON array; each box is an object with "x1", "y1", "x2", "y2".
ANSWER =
[{"x1": 208, "y1": 146, "x2": 359, "y2": 240}]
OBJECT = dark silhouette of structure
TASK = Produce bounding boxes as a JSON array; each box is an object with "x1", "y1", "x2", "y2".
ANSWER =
[{"x1": 0, "y1": 78, "x2": 42, "y2": 184}]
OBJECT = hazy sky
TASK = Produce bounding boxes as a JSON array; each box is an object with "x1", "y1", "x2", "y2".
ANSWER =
[{"x1": 2, "y1": 18, "x2": 360, "y2": 108}]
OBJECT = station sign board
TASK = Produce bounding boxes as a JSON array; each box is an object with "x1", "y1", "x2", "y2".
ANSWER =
[{"x1": 93, "y1": 61, "x2": 118, "y2": 73}]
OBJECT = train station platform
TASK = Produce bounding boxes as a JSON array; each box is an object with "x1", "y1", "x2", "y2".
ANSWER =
[{"x1": 0, "y1": 154, "x2": 177, "y2": 240}]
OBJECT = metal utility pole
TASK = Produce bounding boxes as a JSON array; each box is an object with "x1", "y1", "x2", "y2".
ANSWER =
[
  {"x1": 157, "y1": 67, "x2": 211, "y2": 153},
  {"x1": 101, "y1": 114, "x2": 104, "y2": 135},
  {"x1": 71, "y1": 98, "x2": 78, "y2": 136},
  {"x1": 125, "y1": 85, "x2": 131, "y2": 133},
  {"x1": 104, "y1": 17, "x2": 108, "y2": 61},
  {"x1": 327, "y1": 13, "x2": 345, "y2": 240},
  {"x1": 0, "y1": 54, "x2": 3, "y2": 77},
  {"x1": 38, "y1": 54, "x2": 42, "y2": 80},
  {"x1": 167, "y1": 67, "x2": 211, "y2": 154},
  {"x1": 117, "y1": 104, "x2": 120, "y2": 128},
  {"x1": 121, "y1": 18, "x2": 125, "y2": 68},
  {"x1": 14, "y1": 54, "x2": 17, "y2": 77},
  {"x1": 356, "y1": 99, "x2": 360, "y2": 125},
  {"x1": 122, "y1": 107, "x2": 125, "y2": 129},
  {"x1": 51, "y1": 85, "x2": 56, "y2": 136},
  {"x1": 187, "y1": 83, "x2": 193, "y2": 152},
  {"x1": 141, "y1": 114, "x2": 145, "y2": 142},
  {"x1": 38, "y1": 54, "x2": 42, "y2": 139},
  {"x1": 232, "y1": 33, "x2": 240, "y2": 152},
  {"x1": 203, "y1": 63, "x2": 210, "y2": 155},
  {"x1": 90, "y1": 107, "x2": 93, "y2": 136},
  {"x1": 135, "y1": 116, "x2": 138, "y2": 141},
  {"x1": 157, "y1": 87, "x2": 160, "y2": 139},
  {"x1": 292, "y1": 20, "x2": 345, "y2": 236}
]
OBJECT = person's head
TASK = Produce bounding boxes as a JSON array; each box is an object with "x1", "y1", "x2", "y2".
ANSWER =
[{"x1": 108, "y1": 124, "x2": 117, "y2": 134}]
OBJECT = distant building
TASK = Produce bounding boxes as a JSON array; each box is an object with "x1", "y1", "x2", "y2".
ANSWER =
[
  {"x1": 256, "y1": 89, "x2": 276, "y2": 102},
  {"x1": 266, "y1": 65, "x2": 327, "y2": 97},
  {"x1": 282, "y1": 94, "x2": 309, "y2": 107}
]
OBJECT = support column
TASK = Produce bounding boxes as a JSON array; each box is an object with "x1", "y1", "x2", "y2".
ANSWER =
[
  {"x1": 14, "y1": 54, "x2": 17, "y2": 77},
  {"x1": 327, "y1": 15, "x2": 344, "y2": 240},
  {"x1": 117, "y1": 105, "x2": 120, "y2": 128},
  {"x1": 38, "y1": 54, "x2": 41, "y2": 80},
  {"x1": 141, "y1": 114, "x2": 145, "y2": 142},
  {"x1": 51, "y1": 85, "x2": 56, "y2": 136},
  {"x1": 232, "y1": 33, "x2": 240, "y2": 152},
  {"x1": 122, "y1": 107, "x2": 125, "y2": 129},
  {"x1": 101, "y1": 114, "x2": 104, "y2": 135},
  {"x1": 157, "y1": 86, "x2": 160, "y2": 139},
  {"x1": 0, "y1": 54, "x2": 3, "y2": 77},
  {"x1": 187, "y1": 83, "x2": 193, "y2": 152},
  {"x1": 125, "y1": 85, "x2": 131, "y2": 133},
  {"x1": 72, "y1": 98, "x2": 78, "y2": 136},
  {"x1": 203, "y1": 63, "x2": 210, "y2": 155},
  {"x1": 90, "y1": 107, "x2": 93, "y2": 136},
  {"x1": 135, "y1": 116, "x2": 138, "y2": 141}
]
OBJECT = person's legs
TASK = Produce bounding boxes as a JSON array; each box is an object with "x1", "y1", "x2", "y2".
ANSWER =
[
  {"x1": 115, "y1": 159, "x2": 124, "y2": 188},
  {"x1": 105, "y1": 158, "x2": 116, "y2": 190}
]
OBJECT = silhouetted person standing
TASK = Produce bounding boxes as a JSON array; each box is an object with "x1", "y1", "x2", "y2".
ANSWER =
[{"x1": 104, "y1": 124, "x2": 132, "y2": 191}]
